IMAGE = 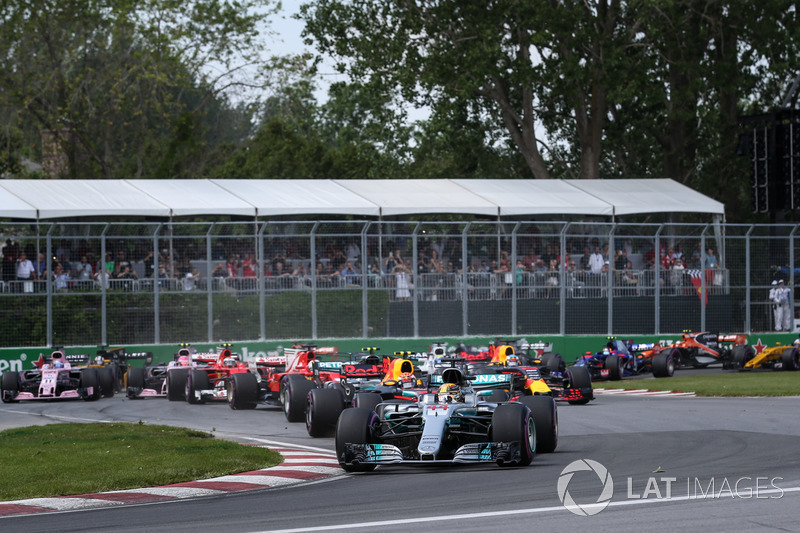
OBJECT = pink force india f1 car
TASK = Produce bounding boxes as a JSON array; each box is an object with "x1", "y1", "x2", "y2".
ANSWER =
[{"x1": 1, "y1": 350, "x2": 101, "y2": 402}]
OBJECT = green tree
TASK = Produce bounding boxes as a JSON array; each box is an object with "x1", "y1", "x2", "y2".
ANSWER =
[{"x1": 0, "y1": 0, "x2": 278, "y2": 179}]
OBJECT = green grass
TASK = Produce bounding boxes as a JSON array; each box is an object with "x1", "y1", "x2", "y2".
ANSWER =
[
  {"x1": 0, "y1": 423, "x2": 281, "y2": 501},
  {"x1": 594, "y1": 371, "x2": 800, "y2": 397}
]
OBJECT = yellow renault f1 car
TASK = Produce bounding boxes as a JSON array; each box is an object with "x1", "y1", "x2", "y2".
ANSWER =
[{"x1": 738, "y1": 341, "x2": 800, "y2": 371}]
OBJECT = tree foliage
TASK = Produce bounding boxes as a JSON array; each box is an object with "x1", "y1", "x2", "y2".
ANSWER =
[{"x1": 0, "y1": 0, "x2": 278, "y2": 179}]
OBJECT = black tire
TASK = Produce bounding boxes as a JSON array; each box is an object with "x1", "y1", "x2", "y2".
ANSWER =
[
  {"x1": 781, "y1": 347, "x2": 800, "y2": 371},
  {"x1": 484, "y1": 389, "x2": 510, "y2": 403},
  {"x1": 652, "y1": 351, "x2": 675, "y2": 378},
  {"x1": 565, "y1": 366, "x2": 593, "y2": 405},
  {"x1": 334, "y1": 407, "x2": 378, "y2": 472},
  {"x1": 98, "y1": 366, "x2": 115, "y2": 398},
  {"x1": 518, "y1": 395, "x2": 558, "y2": 453},
  {"x1": 186, "y1": 369, "x2": 210, "y2": 404},
  {"x1": 492, "y1": 402, "x2": 535, "y2": 466},
  {"x1": 1, "y1": 371, "x2": 19, "y2": 403},
  {"x1": 606, "y1": 354, "x2": 623, "y2": 381},
  {"x1": 732, "y1": 345, "x2": 755, "y2": 369},
  {"x1": 281, "y1": 376, "x2": 316, "y2": 422},
  {"x1": 228, "y1": 372, "x2": 259, "y2": 409},
  {"x1": 126, "y1": 367, "x2": 146, "y2": 399},
  {"x1": 166, "y1": 368, "x2": 188, "y2": 401},
  {"x1": 307, "y1": 387, "x2": 345, "y2": 437},
  {"x1": 80, "y1": 368, "x2": 101, "y2": 401},
  {"x1": 352, "y1": 392, "x2": 382, "y2": 411},
  {"x1": 541, "y1": 353, "x2": 564, "y2": 373}
]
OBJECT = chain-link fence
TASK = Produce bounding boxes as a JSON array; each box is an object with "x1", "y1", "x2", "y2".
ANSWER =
[{"x1": 0, "y1": 220, "x2": 796, "y2": 348}]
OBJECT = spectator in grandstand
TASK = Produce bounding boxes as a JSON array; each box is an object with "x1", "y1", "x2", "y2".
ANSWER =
[
  {"x1": 212, "y1": 262, "x2": 227, "y2": 278},
  {"x1": 182, "y1": 267, "x2": 201, "y2": 291},
  {"x1": 53, "y1": 263, "x2": 71, "y2": 292},
  {"x1": 393, "y1": 261, "x2": 412, "y2": 301},
  {"x1": 58, "y1": 253, "x2": 72, "y2": 277},
  {"x1": 16, "y1": 251, "x2": 36, "y2": 293},
  {"x1": 34, "y1": 252, "x2": 48, "y2": 280},
  {"x1": 242, "y1": 251, "x2": 257, "y2": 277},
  {"x1": 589, "y1": 245, "x2": 604, "y2": 274},
  {"x1": 74, "y1": 255, "x2": 94, "y2": 281}
]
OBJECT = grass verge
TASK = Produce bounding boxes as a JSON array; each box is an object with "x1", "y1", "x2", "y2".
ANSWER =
[
  {"x1": 0, "y1": 423, "x2": 281, "y2": 502},
  {"x1": 594, "y1": 371, "x2": 800, "y2": 397}
]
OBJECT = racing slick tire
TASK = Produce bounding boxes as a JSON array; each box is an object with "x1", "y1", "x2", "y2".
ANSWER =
[
  {"x1": 353, "y1": 392, "x2": 382, "y2": 411},
  {"x1": 281, "y1": 376, "x2": 317, "y2": 422},
  {"x1": 98, "y1": 366, "x2": 115, "y2": 398},
  {"x1": 652, "y1": 351, "x2": 676, "y2": 378},
  {"x1": 540, "y1": 353, "x2": 564, "y2": 373},
  {"x1": 606, "y1": 354, "x2": 624, "y2": 381},
  {"x1": 484, "y1": 389, "x2": 510, "y2": 403},
  {"x1": 781, "y1": 347, "x2": 800, "y2": 371},
  {"x1": 335, "y1": 407, "x2": 378, "y2": 472},
  {"x1": 228, "y1": 372, "x2": 259, "y2": 410},
  {"x1": 306, "y1": 387, "x2": 345, "y2": 438},
  {"x1": 166, "y1": 368, "x2": 188, "y2": 401},
  {"x1": 492, "y1": 402, "x2": 535, "y2": 466},
  {"x1": 1, "y1": 371, "x2": 19, "y2": 403},
  {"x1": 731, "y1": 345, "x2": 755, "y2": 369},
  {"x1": 186, "y1": 369, "x2": 210, "y2": 404},
  {"x1": 80, "y1": 368, "x2": 101, "y2": 401},
  {"x1": 564, "y1": 366, "x2": 593, "y2": 405},
  {"x1": 518, "y1": 395, "x2": 558, "y2": 453},
  {"x1": 126, "y1": 367, "x2": 146, "y2": 399}
]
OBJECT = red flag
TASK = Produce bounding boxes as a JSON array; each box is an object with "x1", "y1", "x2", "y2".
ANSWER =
[{"x1": 688, "y1": 269, "x2": 707, "y2": 304}]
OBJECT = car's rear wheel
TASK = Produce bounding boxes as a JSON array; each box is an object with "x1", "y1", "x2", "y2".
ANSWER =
[
  {"x1": 1, "y1": 371, "x2": 19, "y2": 403},
  {"x1": 652, "y1": 351, "x2": 675, "y2": 378},
  {"x1": 126, "y1": 367, "x2": 146, "y2": 398},
  {"x1": 186, "y1": 369, "x2": 210, "y2": 404},
  {"x1": 541, "y1": 353, "x2": 564, "y2": 373},
  {"x1": 565, "y1": 366, "x2": 593, "y2": 405},
  {"x1": 781, "y1": 347, "x2": 800, "y2": 371},
  {"x1": 352, "y1": 392, "x2": 382, "y2": 410},
  {"x1": 80, "y1": 368, "x2": 101, "y2": 401},
  {"x1": 228, "y1": 372, "x2": 259, "y2": 409},
  {"x1": 606, "y1": 354, "x2": 623, "y2": 381},
  {"x1": 518, "y1": 395, "x2": 558, "y2": 453},
  {"x1": 732, "y1": 345, "x2": 755, "y2": 369},
  {"x1": 483, "y1": 389, "x2": 510, "y2": 403},
  {"x1": 307, "y1": 387, "x2": 345, "y2": 437},
  {"x1": 492, "y1": 402, "x2": 535, "y2": 466},
  {"x1": 98, "y1": 366, "x2": 115, "y2": 398},
  {"x1": 335, "y1": 407, "x2": 378, "y2": 472},
  {"x1": 281, "y1": 376, "x2": 316, "y2": 422},
  {"x1": 166, "y1": 368, "x2": 188, "y2": 401}
]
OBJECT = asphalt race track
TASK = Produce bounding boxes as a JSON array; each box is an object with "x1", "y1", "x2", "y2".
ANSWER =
[{"x1": 2, "y1": 391, "x2": 799, "y2": 533}]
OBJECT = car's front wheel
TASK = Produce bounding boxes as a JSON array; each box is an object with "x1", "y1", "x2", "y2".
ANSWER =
[
  {"x1": 334, "y1": 407, "x2": 378, "y2": 472},
  {"x1": 492, "y1": 402, "x2": 535, "y2": 466}
]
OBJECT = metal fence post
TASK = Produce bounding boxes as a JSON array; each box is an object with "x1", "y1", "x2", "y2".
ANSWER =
[
  {"x1": 361, "y1": 222, "x2": 369, "y2": 337},
  {"x1": 461, "y1": 223, "x2": 470, "y2": 337},
  {"x1": 310, "y1": 222, "x2": 319, "y2": 339}
]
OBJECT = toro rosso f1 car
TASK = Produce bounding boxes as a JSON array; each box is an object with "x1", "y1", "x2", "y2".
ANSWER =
[
  {"x1": 1, "y1": 350, "x2": 101, "y2": 402},
  {"x1": 335, "y1": 362, "x2": 557, "y2": 472},
  {"x1": 573, "y1": 338, "x2": 658, "y2": 381}
]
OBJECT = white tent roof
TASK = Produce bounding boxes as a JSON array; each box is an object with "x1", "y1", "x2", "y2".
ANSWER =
[
  {"x1": 0, "y1": 185, "x2": 37, "y2": 219},
  {"x1": 334, "y1": 179, "x2": 499, "y2": 216},
  {"x1": 0, "y1": 179, "x2": 171, "y2": 219},
  {"x1": 0, "y1": 178, "x2": 725, "y2": 220},
  {"x1": 212, "y1": 179, "x2": 380, "y2": 217},
  {"x1": 563, "y1": 178, "x2": 725, "y2": 216},
  {"x1": 130, "y1": 179, "x2": 255, "y2": 217},
  {"x1": 453, "y1": 179, "x2": 614, "y2": 216}
]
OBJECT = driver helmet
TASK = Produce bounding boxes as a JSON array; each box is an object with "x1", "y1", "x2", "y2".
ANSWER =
[
  {"x1": 439, "y1": 383, "x2": 464, "y2": 403},
  {"x1": 95, "y1": 356, "x2": 104, "y2": 365},
  {"x1": 506, "y1": 354, "x2": 520, "y2": 367},
  {"x1": 222, "y1": 357, "x2": 236, "y2": 368},
  {"x1": 602, "y1": 348, "x2": 611, "y2": 356},
  {"x1": 177, "y1": 355, "x2": 190, "y2": 366},
  {"x1": 398, "y1": 372, "x2": 416, "y2": 389},
  {"x1": 53, "y1": 360, "x2": 64, "y2": 369},
  {"x1": 794, "y1": 339, "x2": 800, "y2": 348}
]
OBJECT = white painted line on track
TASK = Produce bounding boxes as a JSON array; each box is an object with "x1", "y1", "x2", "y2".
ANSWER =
[
  {"x1": 244, "y1": 438, "x2": 336, "y2": 455},
  {"x1": 252, "y1": 486, "x2": 800, "y2": 533}
]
